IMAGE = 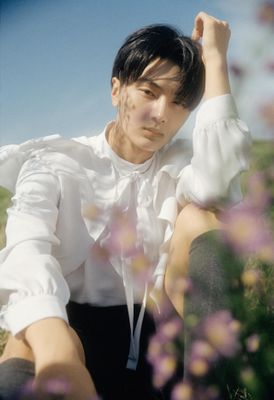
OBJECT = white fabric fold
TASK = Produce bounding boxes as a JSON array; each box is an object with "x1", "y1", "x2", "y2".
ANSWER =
[{"x1": 0, "y1": 94, "x2": 251, "y2": 367}]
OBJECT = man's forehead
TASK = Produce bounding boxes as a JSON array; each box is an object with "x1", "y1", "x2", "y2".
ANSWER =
[{"x1": 140, "y1": 58, "x2": 181, "y2": 83}]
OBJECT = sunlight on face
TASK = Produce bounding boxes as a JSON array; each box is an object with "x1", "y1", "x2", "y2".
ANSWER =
[{"x1": 110, "y1": 59, "x2": 190, "y2": 163}]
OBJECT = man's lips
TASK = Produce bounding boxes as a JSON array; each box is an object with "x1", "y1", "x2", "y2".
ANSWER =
[{"x1": 142, "y1": 127, "x2": 164, "y2": 137}]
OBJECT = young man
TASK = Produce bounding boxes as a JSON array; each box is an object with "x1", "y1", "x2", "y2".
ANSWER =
[{"x1": 0, "y1": 12, "x2": 250, "y2": 400}]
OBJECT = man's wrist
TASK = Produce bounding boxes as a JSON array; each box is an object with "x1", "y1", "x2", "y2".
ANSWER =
[{"x1": 204, "y1": 60, "x2": 231, "y2": 99}]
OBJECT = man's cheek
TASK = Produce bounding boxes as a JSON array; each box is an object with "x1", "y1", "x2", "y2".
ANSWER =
[{"x1": 132, "y1": 108, "x2": 152, "y2": 125}]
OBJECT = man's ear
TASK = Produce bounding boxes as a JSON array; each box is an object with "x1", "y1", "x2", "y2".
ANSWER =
[{"x1": 111, "y1": 77, "x2": 121, "y2": 107}]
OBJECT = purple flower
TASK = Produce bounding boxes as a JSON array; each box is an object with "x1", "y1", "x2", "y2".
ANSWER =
[
  {"x1": 43, "y1": 378, "x2": 72, "y2": 395},
  {"x1": 148, "y1": 316, "x2": 182, "y2": 388},
  {"x1": 246, "y1": 334, "x2": 260, "y2": 352},
  {"x1": 257, "y1": 1, "x2": 274, "y2": 27},
  {"x1": 200, "y1": 311, "x2": 241, "y2": 358},
  {"x1": 260, "y1": 99, "x2": 274, "y2": 129},
  {"x1": 172, "y1": 381, "x2": 193, "y2": 400},
  {"x1": 222, "y1": 200, "x2": 274, "y2": 262},
  {"x1": 152, "y1": 352, "x2": 177, "y2": 388},
  {"x1": 157, "y1": 316, "x2": 183, "y2": 341},
  {"x1": 241, "y1": 268, "x2": 262, "y2": 287},
  {"x1": 104, "y1": 207, "x2": 138, "y2": 257},
  {"x1": 190, "y1": 340, "x2": 218, "y2": 363},
  {"x1": 230, "y1": 63, "x2": 246, "y2": 79}
]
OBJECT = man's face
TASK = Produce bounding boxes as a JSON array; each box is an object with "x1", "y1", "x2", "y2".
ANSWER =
[{"x1": 111, "y1": 58, "x2": 190, "y2": 156}]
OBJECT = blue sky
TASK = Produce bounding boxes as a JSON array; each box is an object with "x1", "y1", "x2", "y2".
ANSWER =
[{"x1": 1, "y1": 0, "x2": 273, "y2": 145}]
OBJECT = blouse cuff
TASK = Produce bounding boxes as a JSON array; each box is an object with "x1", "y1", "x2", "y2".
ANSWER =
[
  {"x1": 4, "y1": 294, "x2": 68, "y2": 336},
  {"x1": 196, "y1": 94, "x2": 238, "y2": 125}
]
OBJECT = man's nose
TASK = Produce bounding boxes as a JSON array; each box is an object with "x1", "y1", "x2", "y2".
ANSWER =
[{"x1": 151, "y1": 96, "x2": 168, "y2": 124}]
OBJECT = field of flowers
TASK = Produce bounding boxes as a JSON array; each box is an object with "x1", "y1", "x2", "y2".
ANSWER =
[{"x1": 0, "y1": 139, "x2": 273, "y2": 399}]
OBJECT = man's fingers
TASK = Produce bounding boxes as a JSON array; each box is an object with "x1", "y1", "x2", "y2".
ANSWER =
[
  {"x1": 192, "y1": 15, "x2": 204, "y2": 41},
  {"x1": 192, "y1": 11, "x2": 230, "y2": 41}
]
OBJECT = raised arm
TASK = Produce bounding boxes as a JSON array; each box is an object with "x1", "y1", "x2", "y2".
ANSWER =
[{"x1": 192, "y1": 11, "x2": 231, "y2": 99}]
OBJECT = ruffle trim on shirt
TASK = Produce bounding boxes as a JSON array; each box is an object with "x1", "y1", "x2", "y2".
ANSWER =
[{"x1": 0, "y1": 132, "x2": 193, "y2": 281}]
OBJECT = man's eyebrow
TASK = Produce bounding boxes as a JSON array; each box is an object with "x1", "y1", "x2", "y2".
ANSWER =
[{"x1": 137, "y1": 77, "x2": 162, "y2": 90}]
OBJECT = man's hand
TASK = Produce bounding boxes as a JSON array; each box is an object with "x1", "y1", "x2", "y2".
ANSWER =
[{"x1": 192, "y1": 12, "x2": 231, "y2": 98}]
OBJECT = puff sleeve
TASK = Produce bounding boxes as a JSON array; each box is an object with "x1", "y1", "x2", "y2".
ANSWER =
[
  {"x1": 0, "y1": 157, "x2": 70, "y2": 335},
  {"x1": 176, "y1": 94, "x2": 251, "y2": 207}
]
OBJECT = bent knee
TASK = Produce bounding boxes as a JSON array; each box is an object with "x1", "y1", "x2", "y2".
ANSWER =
[
  {"x1": 0, "y1": 333, "x2": 34, "y2": 364},
  {"x1": 69, "y1": 327, "x2": 85, "y2": 364},
  {"x1": 175, "y1": 203, "x2": 221, "y2": 243}
]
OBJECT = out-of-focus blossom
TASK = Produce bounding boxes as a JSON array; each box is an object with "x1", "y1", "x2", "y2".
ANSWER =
[
  {"x1": 172, "y1": 381, "x2": 193, "y2": 400},
  {"x1": 190, "y1": 340, "x2": 217, "y2": 363},
  {"x1": 246, "y1": 172, "x2": 271, "y2": 210},
  {"x1": 201, "y1": 311, "x2": 241, "y2": 358},
  {"x1": 82, "y1": 204, "x2": 102, "y2": 220},
  {"x1": 241, "y1": 268, "x2": 262, "y2": 287},
  {"x1": 105, "y1": 208, "x2": 137, "y2": 256},
  {"x1": 148, "y1": 337, "x2": 177, "y2": 388},
  {"x1": 241, "y1": 367, "x2": 256, "y2": 385},
  {"x1": 188, "y1": 357, "x2": 209, "y2": 377},
  {"x1": 148, "y1": 316, "x2": 183, "y2": 388},
  {"x1": 13, "y1": 377, "x2": 103, "y2": 400},
  {"x1": 266, "y1": 60, "x2": 274, "y2": 72},
  {"x1": 152, "y1": 352, "x2": 177, "y2": 388},
  {"x1": 204, "y1": 385, "x2": 220, "y2": 400},
  {"x1": 260, "y1": 100, "x2": 274, "y2": 129},
  {"x1": 246, "y1": 334, "x2": 260, "y2": 352},
  {"x1": 222, "y1": 201, "x2": 274, "y2": 263},
  {"x1": 186, "y1": 339, "x2": 217, "y2": 378},
  {"x1": 230, "y1": 63, "x2": 246, "y2": 79},
  {"x1": 157, "y1": 316, "x2": 183, "y2": 341},
  {"x1": 43, "y1": 378, "x2": 72, "y2": 396},
  {"x1": 257, "y1": 1, "x2": 274, "y2": 27}
]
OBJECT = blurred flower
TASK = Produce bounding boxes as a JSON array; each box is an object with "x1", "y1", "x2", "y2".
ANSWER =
[
  {"x1": 246, "y1": 333, "x2": 260, "y2": 352},
  {"x1": 172, "y1": 381, "x2": 193, "y2": 400},
  {"x1": 152, "y1": 352, "x2": 177, "y2": 388},
  {"x1": 204, "y1": 385, "x2": 220, "y2": 400},
  {"x1": 257, "y1": 1, "x2": 274, "y2": 27},
  {"x1": 82, "y1": 204, "x2": 102, "y2": 220},
  {"x1": 222, "y1": 201, "x2": 274, "y2": 263},
  {"x1": 190, "y1": 340, "x2": 217, "y2": 363},
  {"x1": 157, "y1": 316, "x2": 183, "y2": 341},
  {"x1": 44, "y1": 378, "x2": 71, "y2": 395},
  {"x1": 106, "y1": 208, "x2": 137, "y2": 256},
  {"x1": 148, "y1": 316, "x2": 183, "y2": 388},
  {"x1": 241, "y1": 367, "x2": 256, "y2": 385},
  {"x1": 246, "y1": 172, "x2": 271, "y2": 210},
  {"x1": 230, "y1": 63, "x2": 246, "y2": 79},
  {"x1": 260, "y1": 99, "x2": 274, "y2": 129},
  {"x1": 241, "y1": 268, "x2": 261, "y2": 287},
  {"x1": 201, "y1": 311, "x2": 241, "y2": 358},
  {"x1": 266, "y1": 60, "x2": 274, "y2": 72},
  {"x1": 188, "y1": 357, "x2": 209, "y2": 377}
]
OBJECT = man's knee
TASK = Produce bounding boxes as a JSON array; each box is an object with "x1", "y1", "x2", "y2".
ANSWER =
[{"x1": 175, "y1": 203, "x2": 221, "y2": 243}]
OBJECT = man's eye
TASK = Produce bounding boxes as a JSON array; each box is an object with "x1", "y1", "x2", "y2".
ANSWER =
[{"x1": 140, "y1": 89, "x2": 155, "y2": 97}]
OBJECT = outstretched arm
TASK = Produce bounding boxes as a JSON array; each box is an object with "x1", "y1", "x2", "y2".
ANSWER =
[{"x1": 192, "y1": 11, "x2": 231, "y2": 99}]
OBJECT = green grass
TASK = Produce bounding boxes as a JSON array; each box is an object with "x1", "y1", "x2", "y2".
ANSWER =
[{"x1": 0, "y1": 187, "x2": 11, "y2": 352}]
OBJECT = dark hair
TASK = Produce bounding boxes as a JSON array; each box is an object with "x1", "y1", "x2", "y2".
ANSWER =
[{"x1": 111, "y1": 24, "x2": 205, "y2": 110}]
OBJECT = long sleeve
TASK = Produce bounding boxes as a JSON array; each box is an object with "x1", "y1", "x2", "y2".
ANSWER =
[
  {"x1": 176, "y1": 94, "x2": 251, "y2": 207},
  {"x1": 0, "y1": 157, "x2": 70, "y2": 335}
]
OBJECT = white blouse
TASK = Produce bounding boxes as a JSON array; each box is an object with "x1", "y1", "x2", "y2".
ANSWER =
[{"x1": 0, "y1": 94, "x2": 251, "y2": 369}]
